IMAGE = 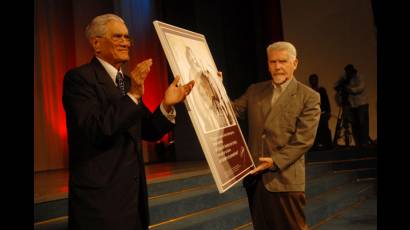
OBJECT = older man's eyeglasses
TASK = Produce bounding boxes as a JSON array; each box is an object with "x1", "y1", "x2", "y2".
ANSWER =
[
  {"x1": 111, "y1": 34, "x2": 132, "y2": 43},
  {"x1": 98, "y1": 34, "x2": 133, "y2": 44}
]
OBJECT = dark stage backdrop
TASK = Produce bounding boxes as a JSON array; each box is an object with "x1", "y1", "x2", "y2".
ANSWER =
[
  {"x1": 280, "y1": 0, "x2": 377, "y2": 141},
  {"x1": 34, "y1": 0, "x2": 283, "y2": 171}
]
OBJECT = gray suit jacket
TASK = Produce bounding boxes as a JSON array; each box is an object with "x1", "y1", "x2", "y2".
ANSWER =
[{"x1": 232, "y1": 78, "x2": 320, "y2": 192}]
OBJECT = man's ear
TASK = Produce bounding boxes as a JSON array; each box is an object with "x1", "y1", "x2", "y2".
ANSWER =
[
  {"x1": 293, "y1": 58, "x2": 299, "y2": 70},
  {"x1": 90, "y1": 37, "x2": 100, "y2": 53}
]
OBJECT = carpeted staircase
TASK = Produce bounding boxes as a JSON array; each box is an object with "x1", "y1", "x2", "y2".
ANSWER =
[{"x1": 34, "y1": 146, "x2": 377, "y2": 230}]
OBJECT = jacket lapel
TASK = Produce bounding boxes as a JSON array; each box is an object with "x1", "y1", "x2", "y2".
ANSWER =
[
  {"x1": 259, "y1": 83, "x2": 274, "y2": 120},
  {"x1": 91, "y1": 57, "x2": 125, "y2": 101},
  {"x1": 89, "y1": 58, "x2": 142, "y2": 143},
  {"x1": 264, "y1": 78, "x2": 298, "y2": 124}
]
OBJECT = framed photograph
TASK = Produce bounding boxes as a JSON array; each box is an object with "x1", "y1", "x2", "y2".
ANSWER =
[{"x1": 153, "y1": 20, "x2": 255, "y2": 193}]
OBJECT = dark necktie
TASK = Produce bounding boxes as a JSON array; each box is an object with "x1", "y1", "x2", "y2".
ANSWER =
[{"x1": 116, "y1": 71, "x2": 126, "y2": 96}]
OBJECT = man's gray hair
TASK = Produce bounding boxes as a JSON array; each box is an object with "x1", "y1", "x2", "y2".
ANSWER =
[
  {"x1": 85, "y1": 14, "x2": 125, "y2": 40},
  {"x1": 266, "y1": 41, "x2": 297, "y2": 60}
]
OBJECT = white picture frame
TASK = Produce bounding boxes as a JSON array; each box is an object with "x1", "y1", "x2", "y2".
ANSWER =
[{"x1": 153, "y1": 20, "x2": 255, "y2": 193}]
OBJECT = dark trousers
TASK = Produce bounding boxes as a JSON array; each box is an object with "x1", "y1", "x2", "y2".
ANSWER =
[
  {"x1": 244, "y1": 175, "x2": 307, "y2": 230},
  {"x1": 350, "y1": 104, "x2": 370, "y2": 146},
  {"x1": 313, "y1": 114, "x2": 332, "y2": 149}
]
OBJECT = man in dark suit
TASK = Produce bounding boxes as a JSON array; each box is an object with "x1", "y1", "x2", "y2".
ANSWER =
[
  {"x1": 62, "y1": 14, "x2": 194, "y2": 230},
  {"x1": 231, "y1": 41, "x2": 320, "y2": 229}
]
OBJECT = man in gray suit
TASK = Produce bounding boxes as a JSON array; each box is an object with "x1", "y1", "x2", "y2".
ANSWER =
[{"x1": 231, "y1": 41, "x2": 320, "y2": 229}]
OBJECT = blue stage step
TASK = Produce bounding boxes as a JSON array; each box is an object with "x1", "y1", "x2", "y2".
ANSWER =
[
  {"x1": 235, "y1": 180, "x2": 376, "y2": 230},
  {"x1": 149, "y1": 183, "x2": 246, "y2": 224},
  {"x1": 306, "y1": 180, "x2": 375, "y2": 227},
  {"x1": 313, "y1": 194, "x2": 377, "y2": 230},
  {"x1": 150, "y1": 197, "x2": 251, "y2": 230},
  {"x1": 34, "y1": 147, "x2": 377, "y2": 230},
  {"x1": 148, "y1": 169, "x2": 213, "y2": 197},
  {"x1": 307, "y1": 145, "x2": 377, "y2": 162},
  {"x1": 148, "y1": 170, "x2": 373, "y2": 229},
  {"x1": 34, "y1": 163, "x2": 333, "y2": 223}
]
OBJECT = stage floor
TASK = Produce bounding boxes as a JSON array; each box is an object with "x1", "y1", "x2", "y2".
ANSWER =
[{"x1": 34, "y1": 161, "x2": 210, "y2": 204}]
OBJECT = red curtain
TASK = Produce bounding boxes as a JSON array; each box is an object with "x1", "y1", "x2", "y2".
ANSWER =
[
  {"x1": 35, "y1": 0, "x2": 75, "y2": 171},
  {"x1": 34, "y1": 0, "x2": 169, "y2": 171}
]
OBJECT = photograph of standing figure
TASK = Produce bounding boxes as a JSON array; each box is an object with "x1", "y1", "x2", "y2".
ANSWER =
[{"x1": 185, "y1": 46, "x2": 235, "y2": 133}]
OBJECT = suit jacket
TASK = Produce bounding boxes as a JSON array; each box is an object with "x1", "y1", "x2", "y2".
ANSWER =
[
  {"x1": 62, "y1": 57, "x2": 173, "y2": 230},
  {"x1": 232, "y1": 78, "x2": 320, "y2": 192}
]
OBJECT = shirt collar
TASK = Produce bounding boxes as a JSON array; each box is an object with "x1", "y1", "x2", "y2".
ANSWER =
[
  {"x1": 272, "y1": 77, "x2": 292, "y2": 92},
  {"x1": 96, "y1": 57, "x2": 123, "y2": 85}
]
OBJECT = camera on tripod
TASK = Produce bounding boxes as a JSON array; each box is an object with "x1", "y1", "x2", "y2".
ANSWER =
[
  {"x1": 333, "y1": 75, "x2": 354, "y2": 147},
  {"x1": 334, "y1": 76, "x2": 351, "y2": 107}
]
